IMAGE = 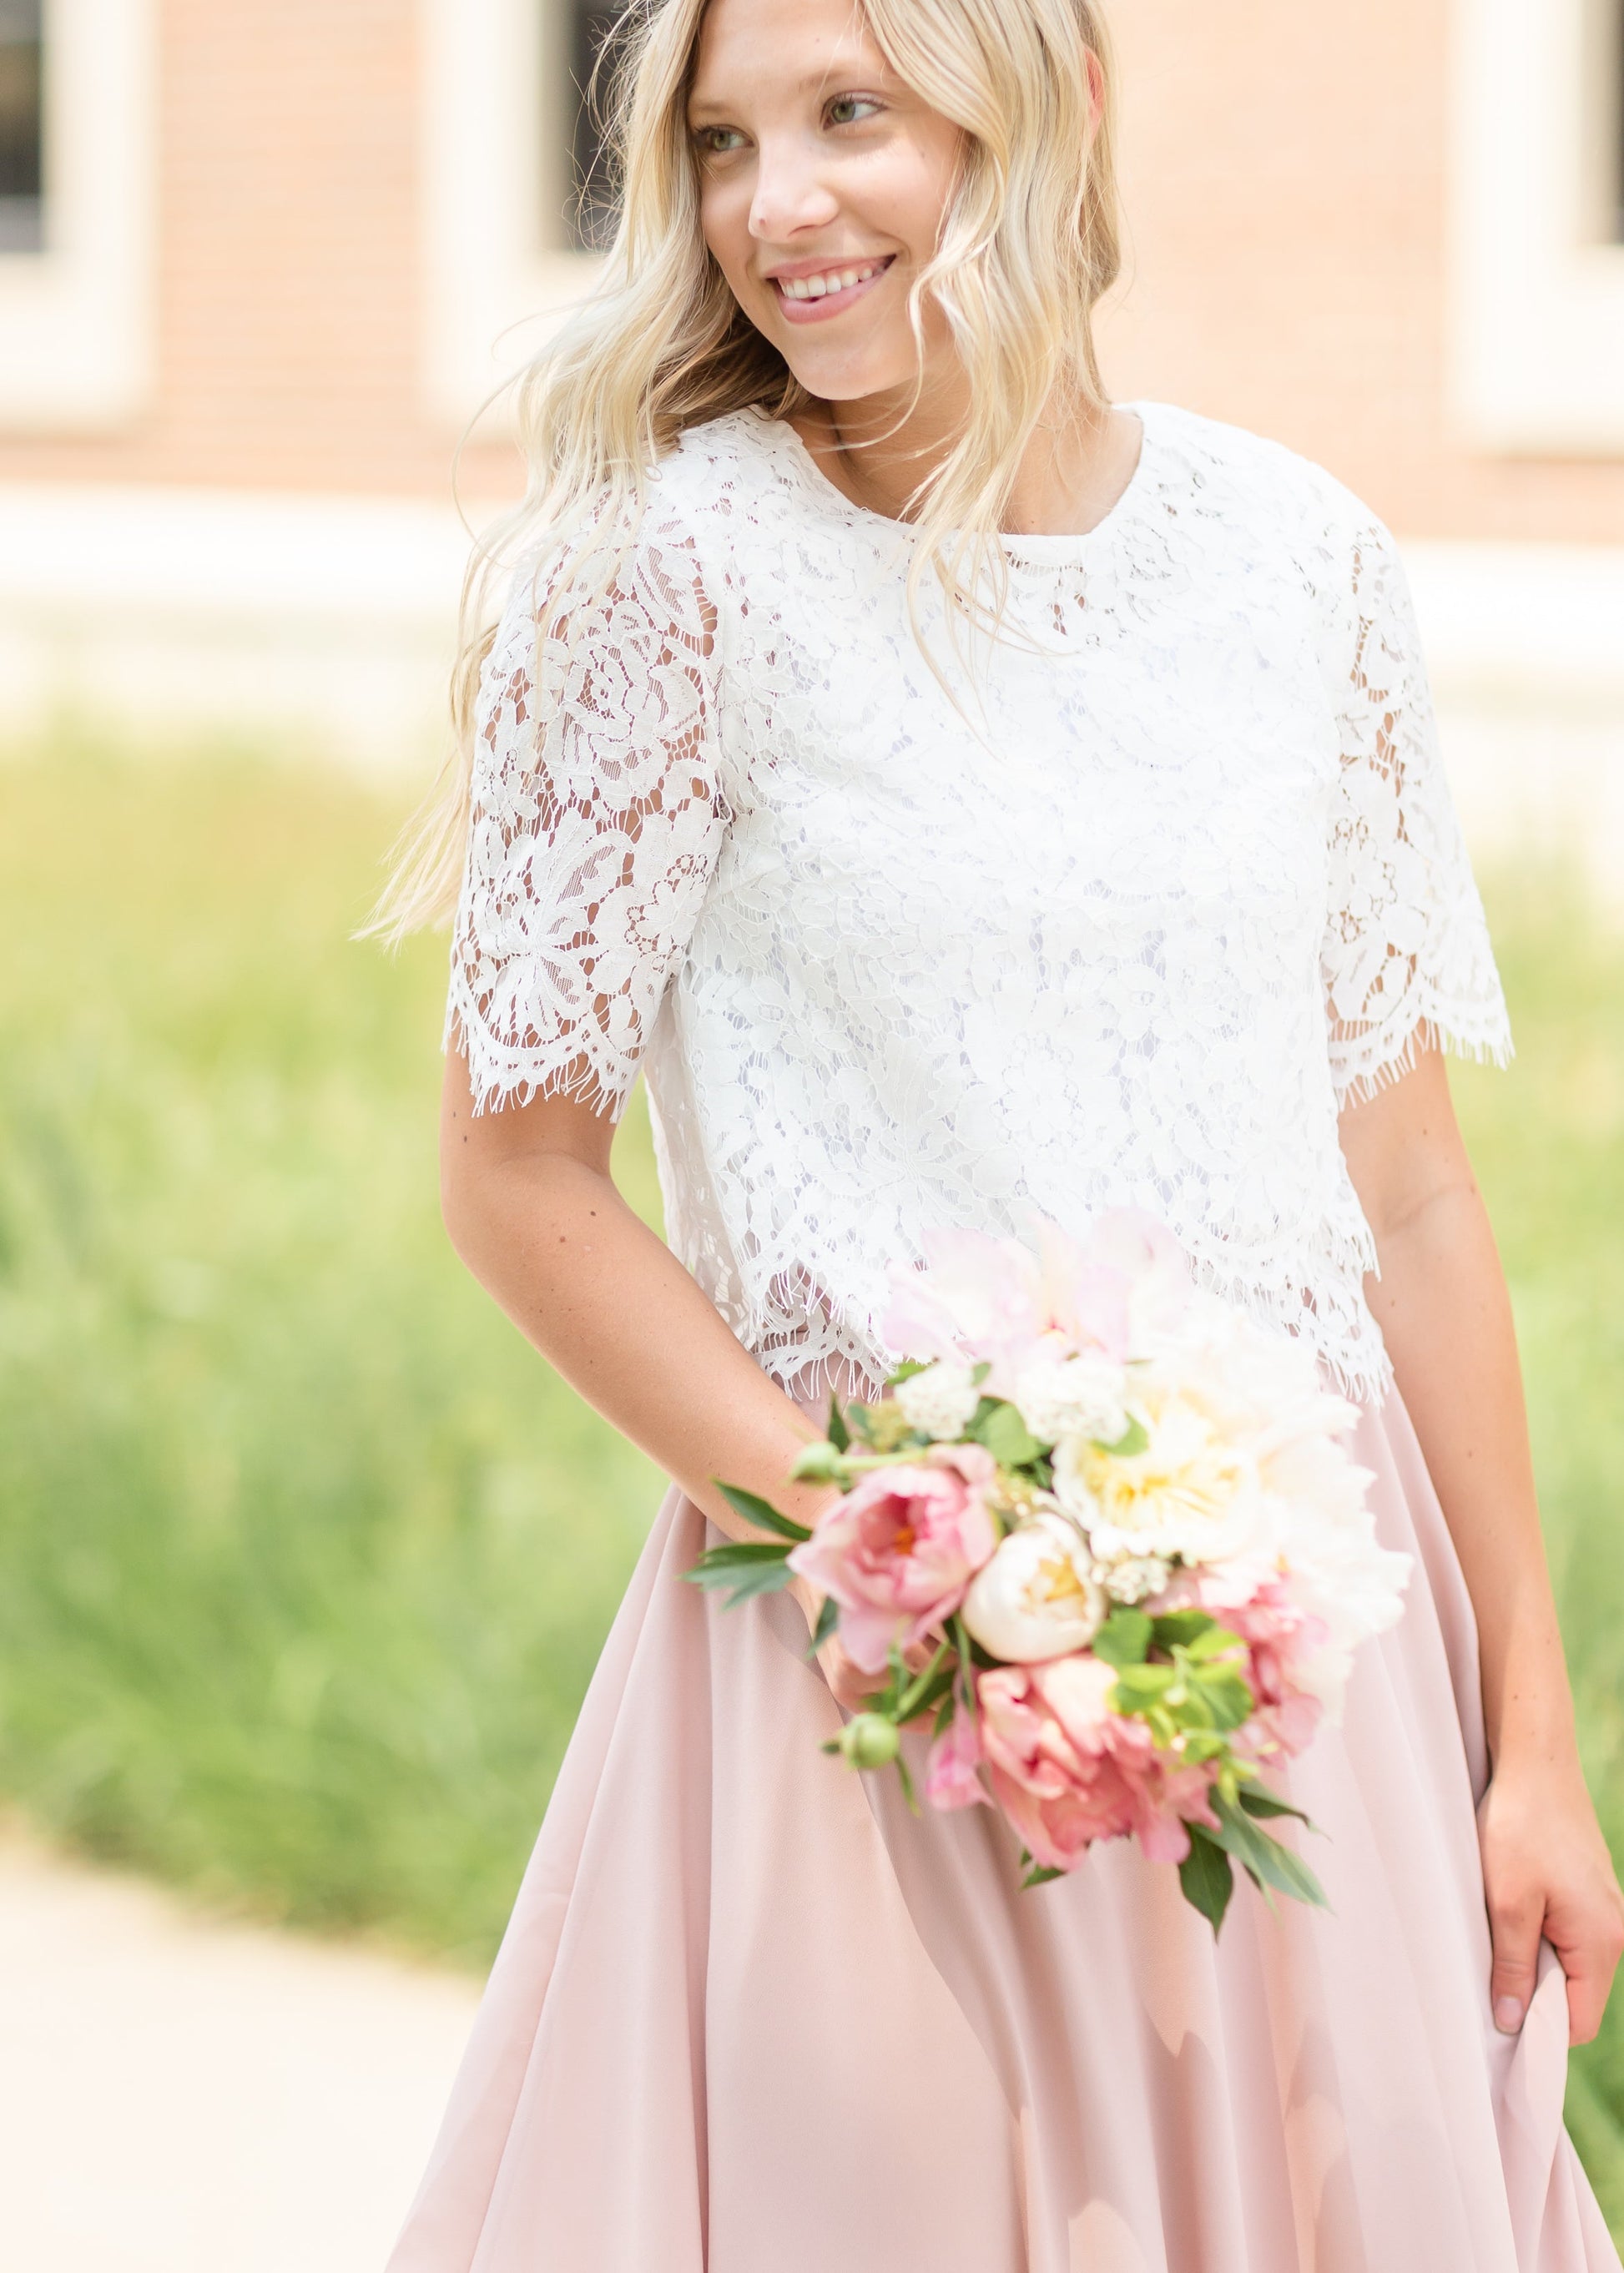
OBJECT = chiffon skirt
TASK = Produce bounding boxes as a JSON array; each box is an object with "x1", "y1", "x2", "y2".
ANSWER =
[{"x1": 385, "y1": 1388, "x2": 1619, "y2": 2272}]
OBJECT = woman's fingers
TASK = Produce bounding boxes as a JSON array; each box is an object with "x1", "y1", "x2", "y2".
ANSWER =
[
  {"x1": 1485, "y1": 1876, "x2": 1544, "y2": 2034},
  {"x1": 1561, "y1": 1943, "x2": 1615, "y2": 2045},
  {"x1": 1547, "y1": 1885, "x2": 1624, "y2": 2046},
  {"x1": 1480, "y1": 1771, "x2": 1624, "y2": 2044},
  {"x1": 818, "y1": 1639, "x2": 880, "y2": 1712}
]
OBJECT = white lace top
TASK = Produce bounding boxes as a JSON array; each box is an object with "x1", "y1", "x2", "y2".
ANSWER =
[{"x1": 449, "y1": 401, "x2": 1511, "y2": 1404}]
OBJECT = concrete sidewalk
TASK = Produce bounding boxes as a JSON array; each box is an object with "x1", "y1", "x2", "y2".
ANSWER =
[{"x1": 0, "y1": 1833, "x2": 482, "y2": 2272}]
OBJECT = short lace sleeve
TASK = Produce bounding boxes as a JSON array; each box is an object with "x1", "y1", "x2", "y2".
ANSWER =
[
  {"x1": 1320, "y1": 518, "x2": 1511, "y2": 1104},
  {"x1": 446, "y1": 510, "x2": 728, "y2": 1116}
]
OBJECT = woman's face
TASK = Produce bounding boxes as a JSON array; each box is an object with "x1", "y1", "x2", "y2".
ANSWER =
[{"x1": 687, "y1": 0, "x2": 964, "y2": 407}]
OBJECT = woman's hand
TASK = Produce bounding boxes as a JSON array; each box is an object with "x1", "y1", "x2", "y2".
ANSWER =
[
  {"x1": 1343, "y1": 1046, "x2": 1624, "y2": 2048},
  {"x1": 817, "y1": 1632, "x2": 889, "y2": 1713},
  {"x1": 1478, "y1": 1756, "x2": 1624, "y2": 2044},
  {"x1": 789, "y1": 1575, "x2": 933, "y2": 1712}
]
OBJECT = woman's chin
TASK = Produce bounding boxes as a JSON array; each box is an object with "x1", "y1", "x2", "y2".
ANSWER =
[{"x1": 775, "y1": 345, "x2": 923, "y2": 411}]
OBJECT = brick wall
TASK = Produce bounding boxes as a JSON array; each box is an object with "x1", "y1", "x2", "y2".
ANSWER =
[
  {"x1": 0, "y1": 0, "x2": 514, "y2": 501},
  {"x1": 1097, "y1": 0, "x2": 1624, "y2": 541},
  {"x1": 0, "y1": 0, "x2": 1619, "y2": 541}
]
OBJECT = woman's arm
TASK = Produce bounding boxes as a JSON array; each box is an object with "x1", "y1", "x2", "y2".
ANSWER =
[
  {"x1": 1339, "y1": 1042, "x2": 1624, "y2": 2043},
  {"x1": 440, "y1": 1046, "x2": 875, "y2": 1704}
]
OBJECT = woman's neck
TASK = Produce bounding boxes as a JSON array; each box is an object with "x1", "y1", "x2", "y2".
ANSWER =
[{"x1": 789, "y1": 381, "x2": 1144, "y2": 539}]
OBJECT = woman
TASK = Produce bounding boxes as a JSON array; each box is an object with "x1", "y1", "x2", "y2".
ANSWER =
[{"x1": 380, "y1": 0, "x2": 1623, "y2": 2264}]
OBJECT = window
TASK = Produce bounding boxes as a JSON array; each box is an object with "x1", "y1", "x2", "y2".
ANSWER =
[
  {"x1": 0, "y1": 0, "x2": 154, "y2": 429},
  {"x1": 1601, "y1": 0, "x2": 1610, "y2": 239},
  {"x1": 422, "y1": 0, "x2": 608, "y2": 423},
  {"x1": 0, "y1": 0, "x2": 43, "y2": 253},
  {"x1": 560, "y1": 0, "x2": 623, "y2": 250},
  {"x1": 1449, "y1": 0, "x2": 1624, "y2": 453}
]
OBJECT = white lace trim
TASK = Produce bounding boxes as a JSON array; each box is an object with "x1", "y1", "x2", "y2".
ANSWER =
[{"x1": 448, "y1": 402, "x2": 1511, "y2": 1407}]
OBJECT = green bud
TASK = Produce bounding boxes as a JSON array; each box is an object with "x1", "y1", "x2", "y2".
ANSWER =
[
  {"x1": 788, "y1": 1441, "x2": 847, "y2": 1484},
  {"x1": 840, "y1": 1712, "x2": 900, "y2": 1770}
]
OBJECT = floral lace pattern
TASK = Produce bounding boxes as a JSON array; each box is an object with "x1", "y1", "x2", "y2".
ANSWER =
[{"x1": 448, "y1": 402, "x2": 1511, "y2": 1402}]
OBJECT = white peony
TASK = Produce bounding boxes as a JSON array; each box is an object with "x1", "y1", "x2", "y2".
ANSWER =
[
  {"x1": 1267, "y1": 1493, "x2": 1412, "y2": 1721},
  {"x1": 894, "y1": 1358, "x2": 982, "y2": 1442},
  {"x1": 960, "y1": 1514, "x2": 1108, "y2": 1662},
  {"x1": 1010, "y1": 1350, "x2": 1131, "y2": 1448},
  {"x1": 1052, "y1": 1388, "x2": 1268, "y2": 1565}
]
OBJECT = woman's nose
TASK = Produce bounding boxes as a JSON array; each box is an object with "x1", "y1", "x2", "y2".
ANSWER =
[{"x1": 749, "y1": 135, "x2": 840, "y2": 240}]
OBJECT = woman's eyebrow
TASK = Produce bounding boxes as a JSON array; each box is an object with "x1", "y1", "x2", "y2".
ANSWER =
[{"x1": 688, "y1": 59, "x2": 889, "y2": 123}]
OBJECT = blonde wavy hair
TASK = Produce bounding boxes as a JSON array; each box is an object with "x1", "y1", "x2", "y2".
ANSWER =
[{"x1": 371, "y1": 0, "x2": 1121, "y2": 940}]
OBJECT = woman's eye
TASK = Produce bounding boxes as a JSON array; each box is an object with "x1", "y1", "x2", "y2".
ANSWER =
[
  {"x1": 825, "y1": 93, "x2": 882, "y2": 129},
  {"x1": 693, "y1": 126, "x2": 747, "y2": 156}
]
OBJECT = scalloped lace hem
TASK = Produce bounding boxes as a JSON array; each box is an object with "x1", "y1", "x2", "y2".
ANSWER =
[
  {"x1": 730, "y1": 1264, "x2": 1399, "y2": 1414},
  {"x1": 444, "y1": 996, "x2": 634, "y2": 1122},
  {"x1": 1334, "y1": 1008, "x2": 1515, "y2": 1111}
]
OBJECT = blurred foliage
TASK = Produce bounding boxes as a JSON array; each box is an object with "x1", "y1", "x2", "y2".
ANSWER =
[
  {"x1": 0, "y1": 741, "x2": 663, "y2": 1969},
  {"x1": 1448, "y1": 878, "x2": 1624, "y2": 2222},
  {"x1": 0, "y1": 743, "x2": 1621, "y2": 2215}
]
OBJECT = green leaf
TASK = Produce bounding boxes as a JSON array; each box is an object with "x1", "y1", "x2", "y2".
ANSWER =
[
  {"x1": 1178, "y1": 1827, "x2": 1235, "y2": 1933},
  {"x1": 885, "y1": 1359, "x2": 930, "y2": 1386},
  {"x1": 1095, "y1": 1414, "x2": 1149, "y2": 1457},
  {"x1": 1208, "y1": 1791, "x2": 1329, "y2": 1909},
  {"x1": 715, "y1": 1482, "x2": 811, "y2": 1543},
  {"x1": 826, "y1": 1394, "x2": 851, "y2": 1454},
  {"x1": 1183, "y1": 1622, "x2": 1245, "y2": 1662},
  {"x1": 971, "y1": 1399, "x2": 1044, "y2": 1467},
  {"x1": 1176, "y1": 1729, "x2": 1233, "y2": 1765},
  {"x1": 1109, "y1": 1661, "x2": 1174, "y2": 1701},
  {"x1": 1152, "y1": 1609, "x2": 1218, "y2": 1651},
  {"x1": 893, "y1": 1746, "x2": 920, "y2": 1816},
  {"x1": 971, "y1": 1360, "x2": 991, "y2": 1385},
  {"x1": 845, "y1": 1402, "x2": 875, "y2": 1447},
  {"x1": 1092, "y1": 1606, "x2": 1153, "y2": 1666},
  {"x1": 683, "y1": 1539, "x2": 796, "y2": 1607},
  {"x1": 686, "y1": 1540, "x2": 791, "y2": 1572},
  {"x1": 805, "y1": 1594, "x2": 840, "y2": 1657},
  {"x1": 896, "y1": 1643, "x2": 956, "y2": 1724},
  {"x1": 1236, "y1": 1785, "x2": 1314, "y2": 1827},
  {"x1": 931, "y1": 1691, "x2": 957, "y2": 1738},
  {"x1": 1186, "y1": 1664, "x2": 1255, "y2": 1732},
  {"x1": 1021, "y1": 1861, "x2": 1068, "y2": 1889},
  {"x1": 722, "y1": 1561, "x2": 797, "y2": 1605}
]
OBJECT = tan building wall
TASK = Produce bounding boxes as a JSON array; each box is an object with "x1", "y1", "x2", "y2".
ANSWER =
[
  {"x1": 1099, "y1": 0, "x2": 1624, "y2": 542},
  {"x1": 0, "y1": 0, "x2": 511, "y2": 500},
  {"x1": 0, "y1": 0, "x2": 1620, "y2": 541}
]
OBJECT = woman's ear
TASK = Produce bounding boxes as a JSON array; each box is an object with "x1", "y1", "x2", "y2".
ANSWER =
[{"x1": 1083, "y1": 46, "x2": 1106, "y2": 134}]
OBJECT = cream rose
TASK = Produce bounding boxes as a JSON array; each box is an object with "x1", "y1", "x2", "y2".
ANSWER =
[{"x1": 960, "y1": 1514, "x2": 1107, "y2": 1662}]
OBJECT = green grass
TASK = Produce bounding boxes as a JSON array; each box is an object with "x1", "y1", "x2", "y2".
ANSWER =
[
  {"x1": 0, "y1": 741, "x2": 664, "y2": 1969},
  {"x1": 1, "y1": 742, "x2": 1622, "y2": 2214},
  {"x1": 1448, "y1": 879, "x2": 1624, "y2": 2222}
]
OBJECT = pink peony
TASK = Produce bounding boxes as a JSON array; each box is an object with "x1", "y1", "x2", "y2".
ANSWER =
[
  {"x1": 924, "y1": 1710, "x2": 990, "y2": 1812},
  {"x1": 881, "y1": 1227, "x2": 1061, "y2": 1384},
  {"x1": 976, "y1": 1656, "x2": 1218, "y2": 1872},
  {"x1": 882, "y1": 1208, "x2": 1188, "y2": 1397},
  {"x1": 788, "y1": 1444, "x2": 998, "y2": 1674},
  {"x1": 1218, "y1": 1582, "x2": 1327, "y2": 1760}
]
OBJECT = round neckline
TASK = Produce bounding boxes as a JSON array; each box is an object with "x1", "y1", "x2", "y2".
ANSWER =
[{"x1": 760, "y1": 401, "x2": 1157, "y2": 561}]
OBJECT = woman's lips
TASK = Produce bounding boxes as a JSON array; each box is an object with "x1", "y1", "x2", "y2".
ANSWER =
[{"x1": 769, "y1": 255, "x2": 895, "y2": 325}]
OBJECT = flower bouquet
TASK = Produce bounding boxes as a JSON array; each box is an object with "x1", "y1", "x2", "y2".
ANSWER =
[{"x1": 686, "y1": 1211, "x2": 1412, "y2": 1931}]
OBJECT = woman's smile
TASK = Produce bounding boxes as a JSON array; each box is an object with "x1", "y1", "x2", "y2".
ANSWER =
[{"x1": 764, "y1": 252, "x2": 896, "y2": 323}]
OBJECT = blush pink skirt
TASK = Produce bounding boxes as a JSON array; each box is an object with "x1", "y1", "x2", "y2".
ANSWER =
[{"x1": 385, "y1": 1388, "x2": 1618, "y2": 2272}]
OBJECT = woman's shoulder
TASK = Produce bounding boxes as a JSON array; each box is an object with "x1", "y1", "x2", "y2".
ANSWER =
[
  {"x1": 1142, "y1": 400, "x2": 1389, "y2": 557},
  {"x1": 653, "y1": 405, "x2": 806, "y2": 521}
]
